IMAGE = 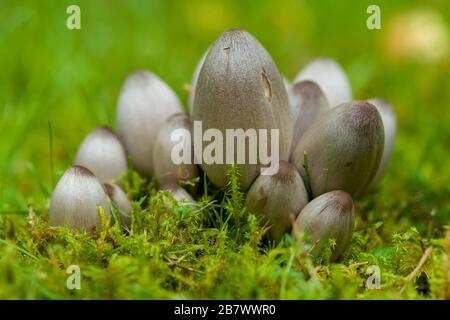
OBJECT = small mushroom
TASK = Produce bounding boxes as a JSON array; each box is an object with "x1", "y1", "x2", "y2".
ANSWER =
[
  {"x1": 289, "y1": 80, "x2": 330, "y2": 155},
  {"x1": 246, "y1": 161, "x2": 308, "y2": 243},
  {"x1": 103, "y1": 183, "x2": 131, "y2": 227},
  {"x1": 116, "y1": 70, "x2": 183, "y2": 177},
  {"x1": 293, "y1": 190, "x2": 355, "y2": 260},
  {"x1": 160, "y1": 182, "x2": 195, "y2": 210},
  {"x1": 293, "y1": 57, "x2": 352, "y2": 108},
  {"x1": 291, "y1": 101, "x2": 384, "y2": 198},
  {"x1": 153, "y1": 113, "x2": 199, "y2": 192},
  {"x1": 74, "y1": 126, "x2": 127, "y2": 183},
  {"x1": 368, "y1": 98, "x2": 397, "y2": 186},
  {"x1": 49, "y1": 165, "x2": 111, "y2": 232},
  {"x1": 192, "y1": 28, "x2": 292, "y2": 190}
]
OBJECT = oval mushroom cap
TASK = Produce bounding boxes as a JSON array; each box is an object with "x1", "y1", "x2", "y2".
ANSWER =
[
  {"x1": 116, "y1": 70, "x2": 183, "y2": 177},
  {"x1": 284, "y1": 76, "x2": 294, "y2": 112},
  {"x1": 368, "y1": 98, "x2": 397, "y2": 186},
  {"x1": 103, "y1": 183, "x2": 132, "y2": 227},
  {"x1": 192, "y1": 28, "x2": 292, "y2": 190},
  {"x1": 246, "y1": 161, "x2": 308, "y2": 243},
  {"x1": 49, "y1": 165, "x2": 111, "y2": 232},
  {"x1": 188, "y1": 48, "x2": 209, "y2": 115},
  {"x1": 74, "y1": 126, "x2": 128, "y2": 183},
  {"x1": 153, "y1": 113, "x2": 199, "y2": 192},
  {"x1": 293, "y1": 57, "x2": 352, "y2": 108},
  {"x1": 289, "y1": 80, "x2": 330, "y2": 155},
  {"x1": 160, "y1": 182, "x2": 195, "y2": 210},
  {"x1": 293, "y1": 190, "x2": 355, "y2": 260},
  {"x1": 291, "y1": 101, "x2": 384, "y2": 198}
]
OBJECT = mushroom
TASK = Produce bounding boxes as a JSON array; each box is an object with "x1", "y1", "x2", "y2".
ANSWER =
[
  {"x1": 116, "y1": 70, "x2": 183, "y2": 177},
  {"x1": 283, "y1": 76, "x2": 294, "y2": 113},
  {"x1": 153, "y1": 113, "x2": 199, "y2": 192},
  {"x1": 192, "y1": 28, "x2": 292, "y2": 190},
  {"x1": 293, "y1": 190, "x2": 355, "y2": 260},
  {"x1": 368, "y1": 98, "x2": 397, "y2": 186},
  {"x1": 291, "y1": 101, "x2": 384, "y2": 199},
  {"x1": 160, "y1": 182, "x2": 195, "y2": 210},
  {"x1": 103, "y1": 183, "x2": 132, "y2": 227},
  {"x1": 49, "y1": 165, "x2": 111, "y2": 232},
  {"x1": 74, "y1": 126, "x2": 127, "y2": 183},
  {"x1": 293, "y1": 57, "x2": 352, "y2": 108},
  {"x1": 246, "y1": 161, "x2": 308, "y2": 243},
  {"x1": 289, "y1": 80, "x2": 330, "y2": 155},
  {"x1": 188, "y1": 48, "x2": 209, "y2": 115}
]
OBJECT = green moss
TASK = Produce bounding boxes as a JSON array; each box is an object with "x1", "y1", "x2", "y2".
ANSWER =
[{"x1": 0, "y1": 166, "x2": 448, "y2": 299}]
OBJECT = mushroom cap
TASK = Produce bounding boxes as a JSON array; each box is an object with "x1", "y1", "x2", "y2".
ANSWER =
[
  {"x1": 153, "y1": 113, "x2": 199, "y2": 191},
  {"x1": 103, "y1": 183, "x2": 131, "y2": 227},
  {"x1": 116, "y1": 70, "x2": 183, "y2": 177},
  {"x1": 74, "y1": 126, "x2": 128, "y2": 183},
  {"x1": 192, "y1": 28, "x2": 292, "y2": 190},
  {"x1": 283, "y1": 76, "x2": 294, "y2": 112},
  {"x1": 49, "y1": 165, "x2": 111, "y2": 232},
  {"x1": 291, "y1": 101, "x2": 384, "y2": 199},
  {"x1": 289, "y1": 80, "x2": 330, "y2": 155},
  {"x1": 368, "y1": 98, "x2": 397, "y2": 186},
  {"x1": 160, "y1": 182, "x2": 195, "y2": 210},
  {"x1": 294, "y1": 190, "x2": 355, "y2": 260},
  {"x1": 188, "y1": 48, "x2": 209, "y2": 115},
  {"x1": 293, "y1": 57, "x2": 352, "y2": 108},
  {"x1": 246, "y1": 160, "x2": 308, "y2": 243}
]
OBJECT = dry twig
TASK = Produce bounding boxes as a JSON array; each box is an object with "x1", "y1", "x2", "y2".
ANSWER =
[
  {"x1": 350, "y1": 261, "x2": 369, "y2": 268},
  {"x1": 400, "y1": 246, "x2": 432, "y2": 294}
]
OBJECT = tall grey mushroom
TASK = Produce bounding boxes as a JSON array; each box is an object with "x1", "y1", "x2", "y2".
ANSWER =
[
  {"x1": 246, "y1": 161, "x2": 308, "y2": 243},
  {"x1": 74, "y1": 126, "x2": 127, "y2": 183},
  {"x1": 291, "y1": 101, "x2": 384, "y2": 199},
  {"x1": 368, "y1": 98, "x2": 397, "y2": 186},
  {"x1": 293, "y1": 57, "x2": 352, "y2": 108},
  {"x1": 192, "y1": 28, "x2": 292, "y2": 190},
  {"x1": 293, "y1": 190, "x2": 355, "y2": 260},
  {"x1": 49, "y1": 165, "x2": 111, "y2": 232},
  {"x1": 116, "y1": 70, "x2": 183, "y2": 177}
]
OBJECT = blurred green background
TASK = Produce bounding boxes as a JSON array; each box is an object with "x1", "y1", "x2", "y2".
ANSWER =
[{"x1": 0, "y1": 0, "x2": 449, "y2": 230}]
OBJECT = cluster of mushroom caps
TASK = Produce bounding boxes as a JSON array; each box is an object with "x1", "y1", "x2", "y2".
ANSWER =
[{"x1": 49, "y1": 28, "x2": 396, "y2": 260}]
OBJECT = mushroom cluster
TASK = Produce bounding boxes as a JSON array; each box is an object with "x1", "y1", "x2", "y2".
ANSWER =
[{"x1": 48, "y1": 28, "x2": 396, "y2": 260}]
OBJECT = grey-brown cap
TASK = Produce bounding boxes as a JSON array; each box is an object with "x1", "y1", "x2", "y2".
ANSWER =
[
  {"x1": 293, "y1": 190, "x2": 355, "y2": 260},
  {"x1": 160, "y1": 182, "x2": 195, "y2": 210},
  {"x1": 289, "y1": 80, "x2": 330, "y2": 155},
  {"x1": 291, "y1": 101, "x2": 384, "y2": 199},
  {"x1": 74, "y1": 126, "x2": 127, "y2": 183},
  {"x1": 246, "y1": 161, "x2": 308, "y2": 243},
  {"x1": 153, "y1": 113, "x2": 199, "y2": 192},
  {"x1": 188, "y1": 48, "x2": 210, "y2": 115},
  {"x1": 192, "y1": 28, "x2": 292, "y2": 191},
  {"x1": 116, "y1": 70, "x2": 183, "y2": 177},
  {"x1": 103, "y1": 183, "x2": 131, "y2": 227},
  {"x1": 293, "y1": 57, "x2": 352, "y2": 108},
  {"x1": 368, "y1": 98, "x2": 397, "y2": 187},
  {"x1": 49, "y1": 165, "x2": 111, "y2": 232}
]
